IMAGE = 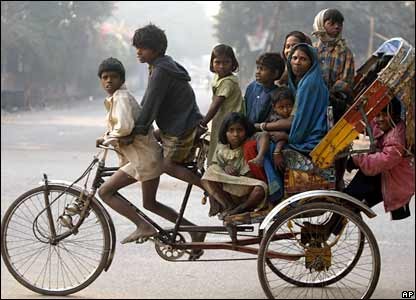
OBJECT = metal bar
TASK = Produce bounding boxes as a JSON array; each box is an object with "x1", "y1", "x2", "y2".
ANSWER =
[
  {"x1": 101, "y1": 167, "x2": 119, "y2": 172},
  {"x1": 358, "y1": 103, "x2": 376, "y2": 152},
  {"x1": 43, "y1": 174, "x2": 57, "y2": 240},
  {"x1": 176, "y1": 225, "x2": 254, "y2": 233},
  {"x1": 100, "y1": 172, "x2": 116, "y2": 177},
  {"x1": 171, "y1": 183, "x2": 193, "y2": 243},
  {"x1": 175, "y1": 258, "x2": 257, "y2": 262},
  {"x1": 175, "y1": 242, "x2": 302, "y2": 261}
]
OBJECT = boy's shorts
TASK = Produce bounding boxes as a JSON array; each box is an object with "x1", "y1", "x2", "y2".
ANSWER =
[
  {"x1": 117, "y1": 132, "x2": 163, "y2": 182},
  {"x1": 159, "y1": 128, "x2": 198, "y2": 163}
]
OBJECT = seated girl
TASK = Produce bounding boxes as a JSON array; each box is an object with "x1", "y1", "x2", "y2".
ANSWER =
[{"x1": 201, "y1": 112, "x2": 269, "y2": 218}]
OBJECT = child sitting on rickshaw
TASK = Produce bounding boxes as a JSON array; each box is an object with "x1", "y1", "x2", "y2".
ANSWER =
[
  {"x1": 201, "y1": 112, "x2": 268, "y2": 218},
  {"x1": 244, "y1": 43, "x2": 330, "y2": 206},
  {"x1": 250, "y1": 87, "x2": 295, "y2": 173}
]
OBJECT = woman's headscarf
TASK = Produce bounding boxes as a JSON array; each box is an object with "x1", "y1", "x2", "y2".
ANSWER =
[
  {"x1": 287, "y1": 43, "x2": 329, "y2": 153},
  {"x1": 312, "y1": 8, "x2": 346, "y2": 48}
]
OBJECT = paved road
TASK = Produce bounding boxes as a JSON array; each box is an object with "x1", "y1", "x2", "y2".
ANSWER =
[{"x1": 1, "y1": 95, "x2": 415, "y2": 299}]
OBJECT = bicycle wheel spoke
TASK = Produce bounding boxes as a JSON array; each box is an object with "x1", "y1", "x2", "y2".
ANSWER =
[{"x1": 59, "y1": 242, "x2": 102, "y2": 268}]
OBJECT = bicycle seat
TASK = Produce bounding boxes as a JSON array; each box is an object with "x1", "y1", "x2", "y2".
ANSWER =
[{"x1": 179, "y1": 136, "x2": 210, "y2": 171}]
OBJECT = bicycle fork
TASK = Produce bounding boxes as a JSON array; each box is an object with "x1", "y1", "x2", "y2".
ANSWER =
[{"x1": 42, "y1": 174, "x2": 58, "y2": 244}]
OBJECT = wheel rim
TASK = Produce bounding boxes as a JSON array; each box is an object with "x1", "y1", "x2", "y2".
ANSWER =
[
  {"x1": 259, "y1": 205, "x2": 379, "y2": 299},
  {"x1": 2, "y1": 187, "x2": 109, "y2": 294}
]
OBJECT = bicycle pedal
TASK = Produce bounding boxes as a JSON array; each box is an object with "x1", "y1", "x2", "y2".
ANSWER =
[
  {"x1": 135, "y1": 237, "x2": 149, "y2": 244},
  {"x1": 135, "y1": 236, "x2": 155, "y2": 244}
]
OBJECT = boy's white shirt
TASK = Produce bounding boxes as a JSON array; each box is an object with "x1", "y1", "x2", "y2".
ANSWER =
[{"x1": 104, "y1": 84, "x2": 137, "y2": 139}]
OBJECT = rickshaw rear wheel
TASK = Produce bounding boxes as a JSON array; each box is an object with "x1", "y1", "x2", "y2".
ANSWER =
[
  {"x1": 257, "y1": 201, "x2": 380, "y2": 299},
  {"x1": 265, "y1": 213, "x2": 365, "y2": 287}
]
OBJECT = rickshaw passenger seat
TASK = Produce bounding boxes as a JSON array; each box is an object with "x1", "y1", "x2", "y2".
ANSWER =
[{"x1": 283, "y1": 148, "x2": 336, "y2": 197}]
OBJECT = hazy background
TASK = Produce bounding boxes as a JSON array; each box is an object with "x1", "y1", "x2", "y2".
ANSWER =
[
  {"x1": 1, "y1": 2, "x2": 415, "y2": 298},
  {"x1": 1, "y1": 1, "x2": 219, "y2": 111},
  {"x1": 1, "y1": 1, "x2": 415, "y2": 110}
]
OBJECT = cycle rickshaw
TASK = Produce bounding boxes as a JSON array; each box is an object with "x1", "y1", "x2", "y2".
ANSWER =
[{"x1": 1, "y1": 38, "x2": 414, "y2": 299}]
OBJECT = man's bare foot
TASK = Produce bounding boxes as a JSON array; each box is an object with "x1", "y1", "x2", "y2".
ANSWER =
[
  {"x1": 121, "y1": 225, "x2": 157, "y2": 244},
  {"x1": 248, "y1": 156, "x2": 264, "y2": 166}
]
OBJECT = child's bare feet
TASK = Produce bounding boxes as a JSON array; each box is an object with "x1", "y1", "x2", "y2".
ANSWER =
[
  {"x1": 208, "y1": 196, "x2": 222, "y2": 217},
  {"x1": 248, "y1": 155, "x2": 264, "y2": 166},
  {"x1": 217, "y1": 202, "x2": 239, "y2": 220},
  {"x1": 225, "y1": 204, "x2": 247, "y2": 217},
  {"x1": 121, "y1": 224, "x2": 157, "y2": 244}
]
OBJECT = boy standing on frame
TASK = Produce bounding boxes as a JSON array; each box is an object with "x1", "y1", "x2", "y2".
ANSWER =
[
  {"x1": 131, "y1": 24, "x2": 205, "y2": 254},
  {"x1": 132, "y1": 23, "x2": 203, "y2": 188}
]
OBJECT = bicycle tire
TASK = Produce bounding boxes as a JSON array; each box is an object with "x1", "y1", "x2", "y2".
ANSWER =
[
  {"x1": 1, "y1": 185, "x2": 111, "y2": 296},
  {"x1": 258, "y1": 201, "x2": 380, "y2": 299}
]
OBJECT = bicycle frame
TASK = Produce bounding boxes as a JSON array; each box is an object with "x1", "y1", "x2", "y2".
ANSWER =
[
  {"x1": 95, "y1": 147, "x2": 264, "y2": 256},
  {"x1": 37, "y1": 145, "x2": 306, "y2": 262},
  {"x1": 35, "y1": 141, "x2": 370, "y2": 267}
]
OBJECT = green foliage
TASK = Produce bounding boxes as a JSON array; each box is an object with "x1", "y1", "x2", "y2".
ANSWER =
[
  {"x1": 1, "y1": 1, "x2": 117, "y2": 104},
  {"x1": 1, "y1": 1, "x2": 217, "y2": 107}
]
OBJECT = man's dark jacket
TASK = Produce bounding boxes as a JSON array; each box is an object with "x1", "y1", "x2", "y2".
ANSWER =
[{"x1": 134, "y1": 55, "x2": 202, "y2": 137}]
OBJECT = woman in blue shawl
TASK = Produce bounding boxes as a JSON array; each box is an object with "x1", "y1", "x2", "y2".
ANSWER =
[
  {"x1": 263, "y1": 43, "x2": 329, "y2": 202},
  {"x1": 287, "y1": 43, "x2": 329, "y2": 152}
]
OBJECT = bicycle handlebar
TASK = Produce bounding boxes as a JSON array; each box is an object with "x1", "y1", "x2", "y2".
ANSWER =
[
  {"x1": 96, "y1": 140, "x2": 123, "y2": 159},
  {"x1": 102, "y1": 137, "x2": 119, "y2": 146}
]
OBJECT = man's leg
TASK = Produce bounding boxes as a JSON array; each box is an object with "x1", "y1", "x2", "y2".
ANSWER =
[
  {"x1": 142, "y1": 176, "x2": 205, "y2": 243},
  {"x1": 98, "y1": 170, "x2": 157, "y2": 243},
  {"x1": 156, "y1": 129, "x2": 206, "y2": 248},
  {"x1": 163, "y1": 158, "x2": 203, "y2": 189},
  {"x1": 344, "y1": 171, "x2": 382, "y2": 207},
  {"x1": 328, "y1": 170, "x2": 382, "y2": 235},
  {"x1": 335, "y1": 157, "x2": 347, "y2": 191}
]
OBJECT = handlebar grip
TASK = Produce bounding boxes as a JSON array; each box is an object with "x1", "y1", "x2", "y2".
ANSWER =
[{"x1": 102, "y1": 137, "x2": 118, "y2": 146}]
